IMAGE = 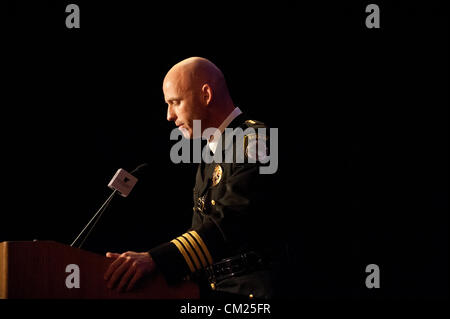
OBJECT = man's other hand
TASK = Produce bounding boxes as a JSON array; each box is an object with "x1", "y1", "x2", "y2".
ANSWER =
[{"x1": 104, "y1": 251, "x2": 156, "y2": 292}]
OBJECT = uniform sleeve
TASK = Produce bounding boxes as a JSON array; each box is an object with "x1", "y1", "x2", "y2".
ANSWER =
[{"x1": 148, "y1": 229, "x2": 214, "y2": 284}]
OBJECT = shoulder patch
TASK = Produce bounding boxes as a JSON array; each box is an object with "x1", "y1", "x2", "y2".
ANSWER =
[{"x1": 243, "y1": 133, "x2": 269, "y2": 162}]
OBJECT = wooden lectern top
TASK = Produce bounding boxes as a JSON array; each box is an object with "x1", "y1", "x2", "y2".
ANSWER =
[{"x1": 0, "y1": 240, "x2": 199, "y2": 299}]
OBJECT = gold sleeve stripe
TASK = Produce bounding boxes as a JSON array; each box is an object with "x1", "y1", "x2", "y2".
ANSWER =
[
  {"x1": 170, "y1": 239, "x2": 195, "y2": 273},
  {"x1": 182, "y1": 233, "x2": 208, "y2": 268},
  {"x1": 188, "y1": 231, "x2": 213, "y2": 265},
  {"x1": 185, "y1": 232, "x2": 210, "y2": 267},
  {"x1": 176, "y1": 236, "x2": 201, "y2": 271}
]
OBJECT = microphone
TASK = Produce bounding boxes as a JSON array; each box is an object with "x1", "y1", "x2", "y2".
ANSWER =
[{"x1": 70, "y1": 163, "x2": 148, "y2": 248}]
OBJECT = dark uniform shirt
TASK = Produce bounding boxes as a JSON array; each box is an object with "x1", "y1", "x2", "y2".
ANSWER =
[{"x1": 149, "y1": 112, "x2": 280, "y2": 299}]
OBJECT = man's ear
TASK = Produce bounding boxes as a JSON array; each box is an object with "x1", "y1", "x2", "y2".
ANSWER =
[{"x1": 201, "y1": 84, "x2": 213, "y2": 106}]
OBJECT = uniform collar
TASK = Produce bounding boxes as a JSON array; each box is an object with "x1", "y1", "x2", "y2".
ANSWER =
[{"x1": 208, "y1": 107, "x2": 242, "y2": 154}]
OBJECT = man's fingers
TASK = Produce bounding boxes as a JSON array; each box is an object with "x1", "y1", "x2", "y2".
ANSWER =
[
  {"x1": 126, "y1": 269, "x2": 144, "y2": 292},
  {"x1": 104, "y1": 255, "x2": 126, "y2": 281},
  {"x1": 107, "y1": 258, "x2": 131, "y2": 289},
  {"x1": 117, "y1": 265, "x2": 136, "y2": 292},
  {"x1": 104, "y1": 252, "x2": 154, "y2": 292},
  {"x1": 106, "y1": 252, "x2": 121, "y2": 258}
]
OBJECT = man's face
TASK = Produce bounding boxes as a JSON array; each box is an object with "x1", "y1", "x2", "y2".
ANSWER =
[{"x1": 163, "y1": 74, "x2": 204, "y2": 139}]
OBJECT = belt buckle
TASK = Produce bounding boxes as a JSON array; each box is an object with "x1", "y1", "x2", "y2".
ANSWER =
[
  {"x1": 205, "y1": 252, "x2": 260, "y2": 290},
  {"x1": 213, "y1": 256, "x2": 248, "y2": 283}
]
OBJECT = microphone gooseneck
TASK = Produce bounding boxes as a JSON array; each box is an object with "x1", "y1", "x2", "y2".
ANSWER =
[{"x1": 70, "y1": 163, "x2": 147, "y2": 248}]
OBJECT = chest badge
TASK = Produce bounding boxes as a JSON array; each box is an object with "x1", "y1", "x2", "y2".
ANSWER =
[{"x1": 212, "y1": 164, "x2": 223, "y2": 186}]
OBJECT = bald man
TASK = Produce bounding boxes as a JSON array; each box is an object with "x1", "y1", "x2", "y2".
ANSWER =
[{"x1": 104, "y1": 57, "x2": 280, "y2": 299}]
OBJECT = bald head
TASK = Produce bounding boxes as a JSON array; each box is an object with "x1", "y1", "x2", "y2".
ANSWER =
[
  {"x1": 164, "y1": 57, "x2": 229, "y2": 101},
  {"x1": 163, "y1": 57, "x2": 235, "y2": 138}
]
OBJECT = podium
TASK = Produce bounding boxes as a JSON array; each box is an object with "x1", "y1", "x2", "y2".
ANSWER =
[{"x1": 0, "y1": 241, "x2": 199, "y2": 299}]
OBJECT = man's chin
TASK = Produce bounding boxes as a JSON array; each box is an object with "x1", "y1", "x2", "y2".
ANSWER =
[{"x1": 179, "y1": 127, "x2": 192, "y2": 139}]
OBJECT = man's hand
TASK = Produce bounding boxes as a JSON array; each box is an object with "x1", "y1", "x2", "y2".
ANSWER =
[{"x1": 104, "y1": 251, "x2": 156, "y2": 292}]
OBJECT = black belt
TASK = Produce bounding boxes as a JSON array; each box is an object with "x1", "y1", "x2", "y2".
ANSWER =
[{"x1": 200, "y1": 251, "x2": 266, "y2": 289}]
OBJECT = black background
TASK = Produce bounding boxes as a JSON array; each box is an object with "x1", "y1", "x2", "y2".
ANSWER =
[{"x1": 2, "y1": 0, "x2": 448, "y2": 301}]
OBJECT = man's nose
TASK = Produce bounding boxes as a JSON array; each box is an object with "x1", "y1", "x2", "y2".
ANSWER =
[{"x1": 167, "y1": 105, "x2": 176, "y2": 122}]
